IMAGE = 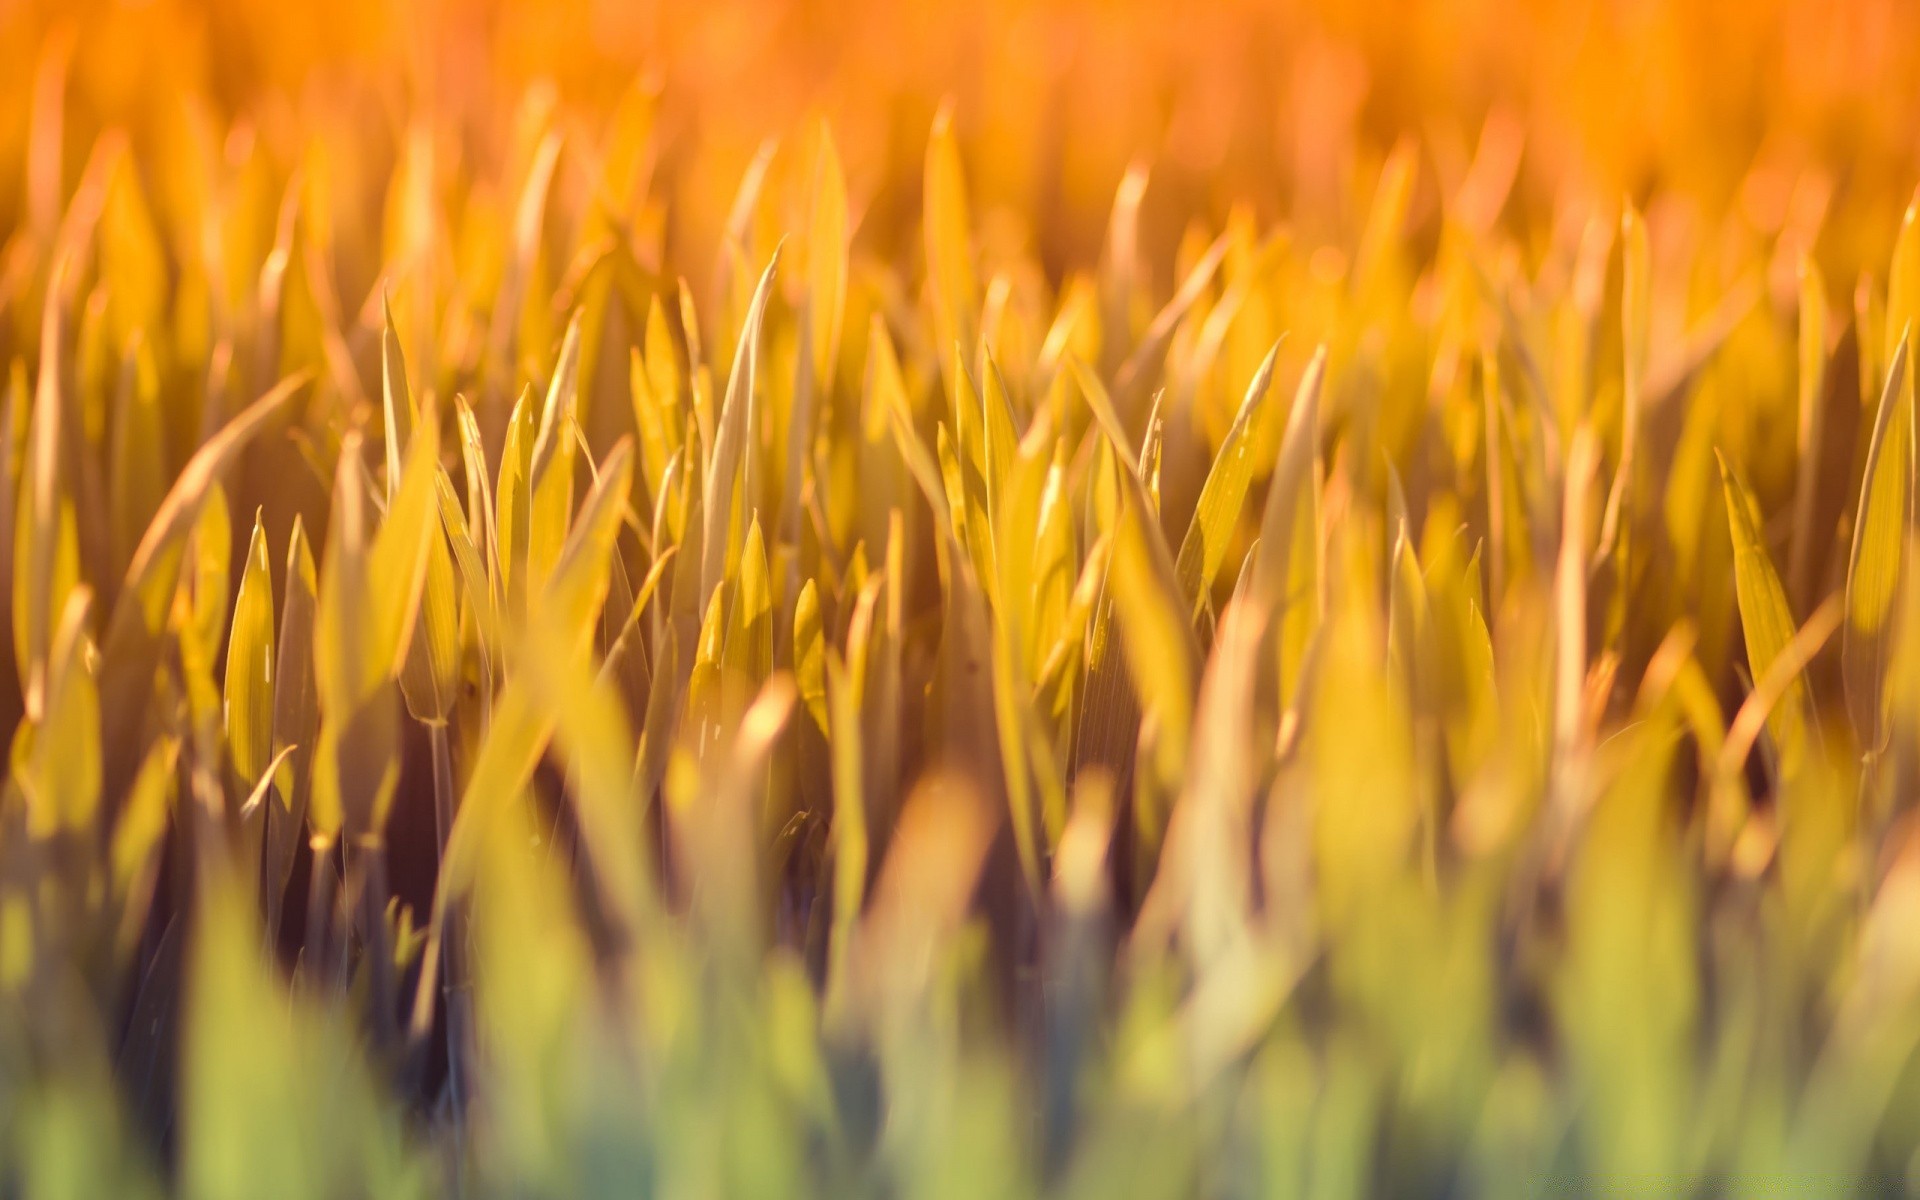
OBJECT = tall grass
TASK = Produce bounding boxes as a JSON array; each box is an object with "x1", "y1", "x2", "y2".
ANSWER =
[{"x1": 8, "y1": 2, "x2": 1920, "y2": 1195}]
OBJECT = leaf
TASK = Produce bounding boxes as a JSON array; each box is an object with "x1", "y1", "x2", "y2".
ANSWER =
[
  {"x1": 264, "y1": 517, "x2": 318, "y2": 927},
  {"x1": 495, "y1": 387, "x2": 536, "y2": 617},
  {"x1": 380, "y1": 291, "x2": 413, "y2": 494},
  {"x1": 534, "y1": 440, "x2": 635, "y2": 662},
  {"x1": 437, "y1": 676, "x2": 558, "y2": 904},
  {"x1": 107, "y1": 337, "x2": 167, "y2": 578},
  {"x1": 724, "y1": 517, "x2": 773, "y2": 685},
  {"x1": 310, "y1": 432, "x2": 408, "y2": 844},
  {"x1": 111, "y1": 736, "x2": 179, "y2": 898},
  {"x1": 1066, "y1": 355, "x2": 1139, "y2": 475},
  {"x1": 944, "y1": 363, "x2": 999, "y2": 584},
  {"x1": 1253, "y1": 347, "x2": 1327, "y2": 604},
  {"x1": 527, "y1": 311, "x2": 583, "y2": 589},
  {"x1": 189, "y1": 486, "x2": 232, "y2": 663},
  {"x1": 1106, "y1": 477, "x2": 1200, "y2": 813},
  {"x1": 183, "y1": 868, "x2": 423, "y2": 1199},
  {"x1": 1560, "y1": 710, "x2": 1697, "y2": 1188},
  {"x1": 1843, "y1": 331, "x2": 1912, "y2": 754},
  {"x1": 700, "y1": 246, "x2": 781, "y2": 609},
  {"x1": 224, "y1": 513, "x2": 275, "y2": 789},
  {"x1": 1173, "y1": 340, "x2": 1281, "y2": 611},
  {"x1": 980, "y1": 355, "x2": 1021, "y2": 504},
  {"x1": 15, "y1": 259, "x2": 75, "y2": 721},
  {"x1": 1079, "y1": 378, "x2": 1202, "y2": 863},
  {"x1": 600, "y1": 543, "x2": 677, "y2": 683},
  {"x1": 315, "y1": 436, "x2": 374, "y2": 717},
  {"x1": 516, "y1": 615, "x2": 659, "y2": 943},
  {"x1": 453, "y1": 395, "x2": 502, "y2": 606},
  {"x1": 1254, "y1": 346, "x2": 1327, "y2": 708},
  {"x1": 823, "y1": 650, "x2": 866, "y2": 1017},
  {"x1": 795, "y1": 578, "x2": 826, "y2": 734},
  {"x1": 98, "y1": 373, "x2": 309, "y2": 799},
  {"x1": 1135, "y1": 597, "x2": 1266, "y2": 966},
  {"x1": 1719, "y1": 451, "x2": 1811, "y2": 767},
  {"x1": 398, "y1": 523, "x2": 460, "y2": 725},
  {"x1": 368, "y1": 399, "x2": 444, "y2": 689},
  {"x1": 630, "y1": 346, "x2": 672, "y2": 513},
  {"x1": 992, "y1": 406, "x2": 1056, "y2": 671},
  {"x1": 436, "y1": 468, "x2": 498, "y2": 683},
  {"x1": 17, "y1": 586, "x2": 99, "y2": 837}
]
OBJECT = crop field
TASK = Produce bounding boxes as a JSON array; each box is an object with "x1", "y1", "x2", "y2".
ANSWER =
[{"x1": 6, "y1": 0, "x2": 1920, "y2": 1194}]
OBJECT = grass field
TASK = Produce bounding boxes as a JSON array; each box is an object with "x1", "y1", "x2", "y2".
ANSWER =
[{"x1": 6, "y1": 0, "x2": 1920, "y2": 1194}]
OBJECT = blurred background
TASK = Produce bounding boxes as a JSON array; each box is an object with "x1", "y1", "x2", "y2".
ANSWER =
[{"x1": 4, "y1": 0, "x2": 1917, "y2": 293}]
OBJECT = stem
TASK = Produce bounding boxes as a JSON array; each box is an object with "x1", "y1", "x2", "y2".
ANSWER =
[
  {"x1": 432, "y1": 722, "x2": 456, "y2": 853},
  {"x1": 430, "y1": 723, "x2": 474, "y2": 1150},
  {"x1": 303, "y1": 837, "x2": 335, "y2": 987},
  {"x1": 362, "y1": 841, "x2": 399, "y2": 1051},
  {"x1": 260, "y1": 796, "x2": 278, "y2": 957}
]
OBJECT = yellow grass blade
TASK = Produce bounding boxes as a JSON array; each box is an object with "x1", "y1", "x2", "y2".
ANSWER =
[
  {"x1": 795, "y1": 578, "x2": 826, "y2": 734},
  {"x1": 1173, "y1": 340, "x2": 1280, "y2": 611},
  {"x1": 15, "y1": 259, "x2": 74, "y2": 722},
  {"x1": 526, "y1": 311, "x2": 583, "y2": 588},
  {"x1": 823, "y1": 649, "x2": 866, "y2": 1016},
  {"x1": 1719, "y1": 450, "x2": 1811, "y2": 768},
  {"x1": 223, "y1": 512, "x2": 275, "y2": 790},
  {"x1": 98, "y1": 373, "x2": 309, "y2": 798},
  {"x1": 1843, "y1": 331, "x2": 1911, "y2": 754},
  {"x1": 16, "y1": 586, "x2": 98, "y2": 837},
  {"x1": 264, "y1": 516, "x2": 318, "y2": 924},
  {"x1": 700, "y1": 246, "x2": 781, "y2": 608}
]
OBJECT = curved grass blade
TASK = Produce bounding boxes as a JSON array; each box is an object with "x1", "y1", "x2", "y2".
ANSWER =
[
  {"x1": 1173, "y1": 340, "x2": 1280, "y2": 612},
  {"x1": 1719, "y1": 450, "x2": 1812, "y2": 769},
  {"x1": 98, "y1": 372, "x2": 310, "y2": 800},
  {"x1": 1844, "y1": 330, "x2": 1912, "y2": 755},
  {"x1": 700, "y1": 245, "x2": 781, "y2": 610}
]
